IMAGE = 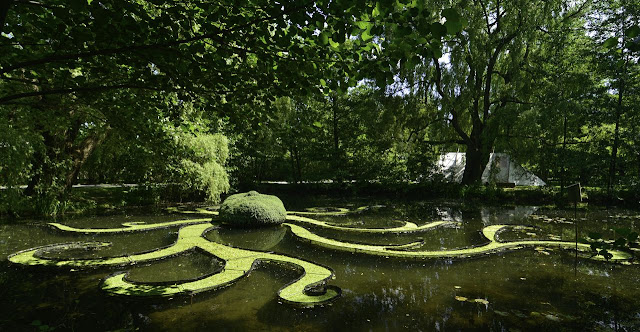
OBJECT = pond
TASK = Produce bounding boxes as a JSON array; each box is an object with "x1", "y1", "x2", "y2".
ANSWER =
[{"x1": 1, "y1": 198, "x2": 639, "y2": 331}]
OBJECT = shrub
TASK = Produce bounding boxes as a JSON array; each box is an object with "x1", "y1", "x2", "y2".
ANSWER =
[{"x1": 219, "y1": 191, "x2": 286, "y2": 227}]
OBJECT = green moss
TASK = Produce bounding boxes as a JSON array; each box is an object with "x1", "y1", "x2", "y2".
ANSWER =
[
  {"x1": 286, "y1": 214, "x2": 453, "y2": 234},
  {"x1": 290, "y1": 207, "x2": 351, "y2": 216},
  {"x1": 166, "y1": 206, "x2": 220, "y2": 216},
  {"x1": 218, "y1": 191, "x2": 286, "y2": 227},
  {"x1": 49, "y1": 218, "x2": 211, "y2": 233},
  {"x1": 9, "y1": 219, "x2": 339, "y2": 306},
  {"x1": 284, "y1": 223, "x2": 633, "y2": 261}
]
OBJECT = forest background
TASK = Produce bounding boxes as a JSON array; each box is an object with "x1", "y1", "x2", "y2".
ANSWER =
[{"x1": 1, "y1": 0, "x2": 639, "y2": 217}]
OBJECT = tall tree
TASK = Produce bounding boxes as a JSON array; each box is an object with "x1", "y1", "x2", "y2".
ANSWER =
[
  {"x1": 588, "y1": 0, "x2": 640, "y2": 195},
  {"x1": 4, "y1": 0, "x2": 443, "y2": 212},
  {"x1": 383, "y1": 0, "x2": 587, "y2": 184}
]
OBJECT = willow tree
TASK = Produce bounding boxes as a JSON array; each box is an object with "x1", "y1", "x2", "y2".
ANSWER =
[{"x1": 386, "y1": 0, "x2": 585, "y2": 184}]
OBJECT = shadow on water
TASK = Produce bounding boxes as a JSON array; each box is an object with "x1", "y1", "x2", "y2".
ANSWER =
[{"x1": 1, "y1": 200, "x2": 639, "y2": 330}]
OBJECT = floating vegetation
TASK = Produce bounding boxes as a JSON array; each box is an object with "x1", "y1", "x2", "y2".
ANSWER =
[
  {"x1": 8, "y1": 206, "x2": 636, "y2": 309},
  {"x1": 284, "y1": 223, "x2": 633, "y2": 261},
  {"x1": 9, "y1": 221, "x2": 339, "y2": 307},
  {"x1": 530, "y1": 215, "x2": 574, "y2": 224},
  {"x1": 166, "y1": 207, "x2": 219, "y2": 216},
  {"x1": 291, "y1": 207, "x2": 352, "y2": 216},
  {"x1": 289, "y1": 205, "x2": 387, "y2": 216},
  {"x1": 454, "y1": 296, "x2": 489, "y2": 305},
  {"x1": 49, "y1": 218, "x2": 212, "y2": 233},
  {"x1": 169, "y1": 205, "x2": 456, "y2": 234},
  {"x1": 286, "y1": 214, "x2": 454, "y2": 234},
  {"x1": 494, "y1": 310, "x2": 510, "y2": 317}
]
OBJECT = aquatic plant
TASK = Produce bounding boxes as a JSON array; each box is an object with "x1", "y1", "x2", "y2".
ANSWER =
[
  {"x1": 284, "y1": 223, "x2": 633, "y2": 260},
  {"x1": 9, "y1": 219, "x2": 339, "y2": 307},
  {"x1": 587, "y1": 228, "x2": 639, "y2": 260},
  {"x1": 8, "y1": 205, "x2": 635, "y2": 308},
  {"x1": 286, "y1": 214, "x2": 453, "y2": 234}
]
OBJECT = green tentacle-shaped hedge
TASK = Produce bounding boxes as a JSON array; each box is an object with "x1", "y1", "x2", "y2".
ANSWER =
[
  {"x1": 166, "y1": 207, "x2": 219, "y2": 216},
  {"x1": 289, "y1": 207, "x2": 354, "y2": 216},
  {"x1": 48, "y1": 218, "x2": 212, "y2": 233},
  {"x1": 167, "y1": 206, "x2": 455, "y2": 234},
  {"x1": 286, "y1": 215, "x2": 454, "y2": 234},
  {"x1": 8, "y1": 222, "x2": 339, "y2": 306},
  {"x1": 284, "y1": 223, "x2": 634, "y2": 261},
  {"x1": 9, "y1": 207, "x2": 635, "y2": 308}
]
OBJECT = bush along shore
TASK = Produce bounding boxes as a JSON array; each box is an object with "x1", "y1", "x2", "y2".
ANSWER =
[{"x1": 2, "y1": 181, "x2": 639, "y2": 220}]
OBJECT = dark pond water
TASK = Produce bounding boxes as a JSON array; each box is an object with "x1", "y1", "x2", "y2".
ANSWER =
[{"x1": 1, "y1": 199, "x2": 639, "y2": 331}]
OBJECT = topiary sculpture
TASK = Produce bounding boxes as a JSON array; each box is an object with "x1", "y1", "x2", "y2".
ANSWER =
[{"x1": 218, "y1": 191, "x2": 286, "y2": 227}]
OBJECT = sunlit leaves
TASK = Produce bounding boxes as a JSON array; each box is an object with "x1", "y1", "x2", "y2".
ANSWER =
[
  {"x1": 626, "y1": 25, "x2": 640, "y2": 39},
  {"x1": 603, "y1": 36, "x2": 618, "y2": 49},
  {"x1": 442, "y1": 8, "x2": 464, "y2": 34},
  {"x1": 319, "y1": 32, "x2": 329, "y2": 45}
]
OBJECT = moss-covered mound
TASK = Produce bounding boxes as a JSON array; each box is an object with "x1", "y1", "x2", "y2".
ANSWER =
[{"x1": 219, "y1": 191, "x2": 286, "y2": 227}]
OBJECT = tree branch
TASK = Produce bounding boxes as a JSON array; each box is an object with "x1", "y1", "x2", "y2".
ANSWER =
[
  {"x1": 477, "y1": 0, "x2": 492, "y2": 34},
  {"x1": 483, "y1": 31, "x2": 517, "y2": 120},
  {"x1": 423, "y1": 139, "x2": 466, "y2": 145},
  {"x1": 0, "y1": 84, "x2": 163, "y2": 104},
  {"x1": 562, "y1": 0, "x2": 590, "y2": 22},
  {"x1": 0, "y1": 0, "x2": 10, "y2": 35},
  {"x1": 432, "y1": 54, "x2": 470, "y2": 143},
  {"x1": 0, "y1": 2, "x2": 310, "y2": 75}
]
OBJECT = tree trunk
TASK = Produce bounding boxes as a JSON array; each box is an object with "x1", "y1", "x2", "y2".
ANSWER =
[
  {"x1": 63, "y1": 129, "x2": 111, "y2": 195},
  {"x1": 0, "y1": 0, "x2": 9, "y2": 34},
  {"x1": 608, "y1": 80, "x2": 624, "y2": 197},
  {"x1": 461, "y1": 125, "x2": 493, "y2": 185},
  {"x1": 332, "y1": 94, "x2": 340, "y2": 181},
  {"x1": 289, "y1": 147, "x2": 297, "y2": 184},
  {"x1": 293, "y1": 146, "x2": 302, "y2": 182},
  {"x1": 462, "y1": 145, "x2": 489, "y2": 185},
  {"x1": 561, "y1": 113, "x2": 568, "y2": 191}
]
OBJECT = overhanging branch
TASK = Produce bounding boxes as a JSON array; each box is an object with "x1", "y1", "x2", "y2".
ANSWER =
[
  {"x1": 0, "y1": 84, "x2": 162, "y2": 104},
  {"x1": 423, "y1": 139, "x2": 466, "y2": 145},
  {"x1": 0, "y1": 0, "x2": 10, "y2": 35},
  {"x1": 0, "y1": 2, "x2": 309, "y2": 75}
]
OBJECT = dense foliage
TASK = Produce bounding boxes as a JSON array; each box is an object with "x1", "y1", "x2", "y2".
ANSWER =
[
  {"x1": 1, "y1": 0, "x2": 639, "y2": 215},
  {"x1": 229, "y1": 0, "x2": 640, "y2": 194}
]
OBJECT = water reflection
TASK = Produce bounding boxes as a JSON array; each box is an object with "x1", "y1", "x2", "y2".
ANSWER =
[
  {"x1": 205, "y1": 226, "x2": 286, "y2": 251},
  {"x1": 435, "y1": 205, "x2": 539, "y2": 224},
  {"x1": 0, "y1": 202, "x2": 638, "y2": 331}
]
